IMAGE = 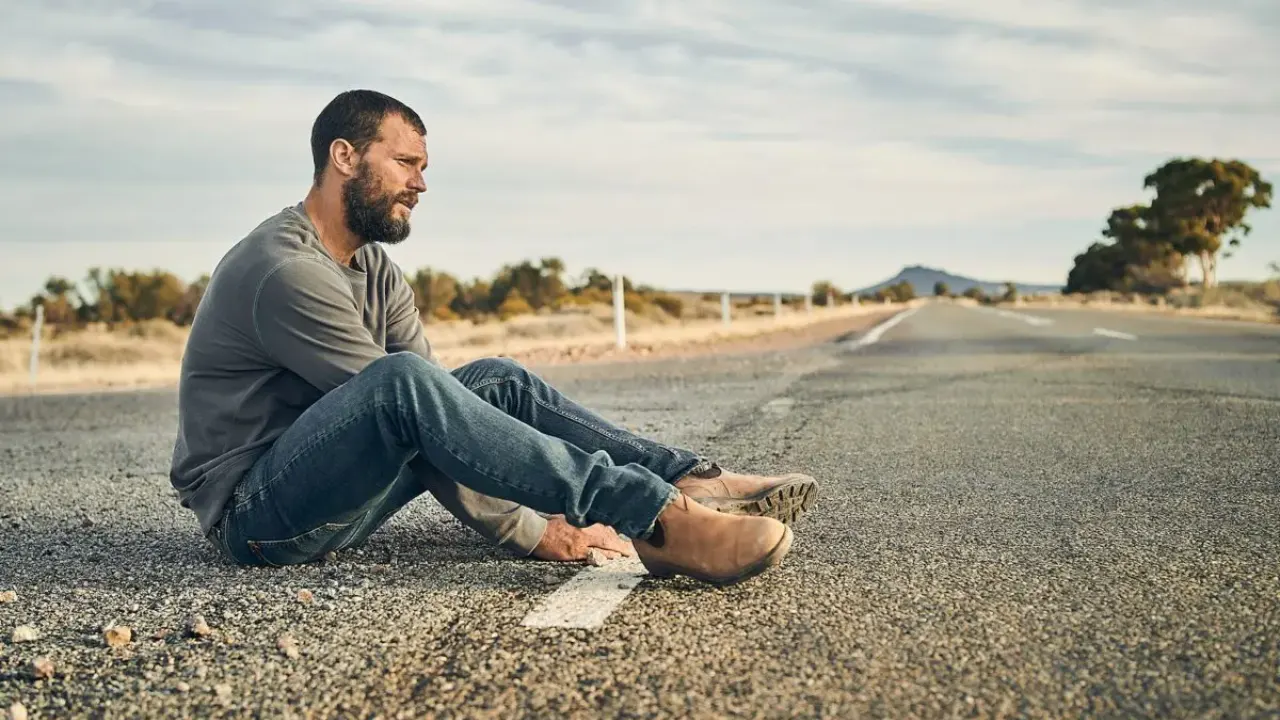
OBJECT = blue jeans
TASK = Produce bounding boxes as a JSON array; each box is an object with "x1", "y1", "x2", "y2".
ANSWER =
[{"x1": 210, "y1": 353, "x2": 704, "y2": 567}]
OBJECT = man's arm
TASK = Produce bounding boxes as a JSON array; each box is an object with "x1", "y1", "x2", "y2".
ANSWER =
[{"x1": 384, "y1": 267, "x2": 445, "y2": 366}]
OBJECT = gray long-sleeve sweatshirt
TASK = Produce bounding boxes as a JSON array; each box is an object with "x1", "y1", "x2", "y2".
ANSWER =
[{"x1": 168, "y1": 203, "x2": 547, "y2": 555}]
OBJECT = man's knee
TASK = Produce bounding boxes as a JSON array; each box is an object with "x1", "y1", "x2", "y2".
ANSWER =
[
  {"x1": 459, "y1": 356, "x2": 527, "y2": 379},
  {"x1": 368, "y1": 351, "x2": 439, "y2": 379}
]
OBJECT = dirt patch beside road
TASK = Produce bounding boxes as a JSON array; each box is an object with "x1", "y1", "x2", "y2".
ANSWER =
[{"x1": 469, "y1": 309, "x2": 901, "y2": 369}]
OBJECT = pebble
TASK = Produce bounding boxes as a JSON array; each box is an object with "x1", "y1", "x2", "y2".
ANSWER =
[
  {"x1": 187, "y1": 615, "x2": 214, "y2": 638},
  {"x1": 296, "y1": 589, "x2": 314, "y2": 604},
  {"x1": 8, "y1": 702, "x2": 28, "y2": 720},
  {"x1": 214, "y1": 684, "x2": 233, "y2": 701},
  {"x1": 175, "y1": 681, "x2": 191, "y2": 693},
  {"x1": 277, "y1": 634, "x2": 301, "y2": 660},
  {"x1": 28, "y1": 657, "x2": 54, "y2": 681},
  {"x1": 585, "y1": 548, "x2": 608, "y2": 567},
  {"x1": 104, "y1": 625, "x2": 133, "y2": 648},
  {"x1": 11, "y1": 625, "x2": 39, "y2": 643},
  {"x1": 0, "y1": 590, "x2": 16, "y2": 603}
]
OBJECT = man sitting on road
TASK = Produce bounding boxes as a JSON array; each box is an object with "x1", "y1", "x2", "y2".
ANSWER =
[{"x1": 169, "y1": 89, "x2": 819, "y2": 586}]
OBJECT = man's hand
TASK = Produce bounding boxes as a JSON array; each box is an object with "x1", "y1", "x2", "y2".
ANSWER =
[{"x1": 530, "y1": 515, "x2": 636, "y2": 563}]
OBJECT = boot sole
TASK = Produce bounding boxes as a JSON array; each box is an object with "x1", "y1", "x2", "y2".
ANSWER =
[
  {"x1": 646, "y1": 524, "x2": 794, "y2": 587},
  {"x1": 697, "y1": 476, "x2": 818, "y2": 525}
]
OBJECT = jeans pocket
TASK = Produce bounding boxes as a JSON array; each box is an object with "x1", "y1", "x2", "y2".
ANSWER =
[{"x1": 245, "y1": 515, "x2": 364, "y2": 567}]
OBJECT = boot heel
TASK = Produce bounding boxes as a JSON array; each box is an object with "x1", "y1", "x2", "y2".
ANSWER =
[{"x1": 643, "y1": 562, "x2": 676, "y2": 579}]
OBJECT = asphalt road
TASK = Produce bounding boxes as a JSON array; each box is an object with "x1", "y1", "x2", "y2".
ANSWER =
[{"x1": 2, "y1": 302, "x2": 1278, "y2": 719}]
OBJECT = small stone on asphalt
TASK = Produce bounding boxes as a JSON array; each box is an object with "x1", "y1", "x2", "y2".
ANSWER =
[
  {"x1": 277, "y1": 634, "x2": 300, "y2": 659},
  {"x1": 29, "y1": 657, "x2": 54, "y2": 681},
  {"x1": 187, "y1": 615, "x2": 213, "y2": 638},
  {"x1": 11, "y1": 625, "x2": 39, "y2": 643},
  {"x1": 104, "y1": 625, "x2": 133, "y2": 648}
]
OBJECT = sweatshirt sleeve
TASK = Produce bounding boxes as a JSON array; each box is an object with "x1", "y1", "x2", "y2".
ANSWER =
[
  {"x1": 383, "y1": 266, "x2": 444, "y2": 367},
  {"x1": 409, "y1": 457, "x2": 549, "y2": 557},
  {"x1": 252, "y1": 258, "x2": 384, "y2": 394}
]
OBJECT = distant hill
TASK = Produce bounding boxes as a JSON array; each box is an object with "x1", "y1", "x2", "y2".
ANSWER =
[{"x1": 855, "y1": 265, "x2": 1062, "y2": 297}]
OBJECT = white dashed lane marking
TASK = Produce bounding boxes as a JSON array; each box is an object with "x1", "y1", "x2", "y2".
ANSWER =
[
  {"x1": 519, "y1": 557, "x2": 648, "y2": 629},
  {"x1": 761, "y1": 397, "x2": 795, "y2": 416},
  {"x1": 974, "y1": 306, "x2": 1055, "y2": 327},
  {"x1": 846, "y1": 306, "x2": 921, "y2": 349},
  {"x1": 1093, "y1": 328, "x2": 1138, "y2": 341}
]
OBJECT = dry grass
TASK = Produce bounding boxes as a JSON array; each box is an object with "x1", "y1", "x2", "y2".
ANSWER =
[
  {"x1": 1, "y1": 301, "x2": 898, "y2": 396},
  {"x1": 1014, "y1": 280, "x2": 1280, "y2": 323}
]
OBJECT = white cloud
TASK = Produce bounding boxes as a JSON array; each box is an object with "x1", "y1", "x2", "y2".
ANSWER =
[{"x1": 0, "y1": 0, "x2": 1277, "y2": 301}]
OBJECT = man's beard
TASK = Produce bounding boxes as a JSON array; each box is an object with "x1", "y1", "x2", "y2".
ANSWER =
[{"x1": 342, "y1": 161, "x2": 415, "y2": 246}]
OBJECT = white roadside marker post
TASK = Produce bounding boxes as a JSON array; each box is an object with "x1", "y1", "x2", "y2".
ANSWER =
[
  {"x1": 774, "y1": 292, "x2": 782, "y2": 319},
  {"x1": 29, "y1": 304, "x2": 44, "y2": 390},
  {"x1": 827, "y1": 289, "x2": 835, "y2": 309},
  {"x1": 805, "y1": 293, "x2": 812, "y2": 314},
  {"x1": 721, "y1": 292, "x2": 730, "y2": 327},
  {"x1": 613, "y1": 274, "x2": 626, "y2": 349}
]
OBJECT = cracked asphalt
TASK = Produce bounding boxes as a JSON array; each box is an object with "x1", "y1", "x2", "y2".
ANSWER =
[{"x1": 2, "y1": 302, "x2": 1278, "y2": 718}]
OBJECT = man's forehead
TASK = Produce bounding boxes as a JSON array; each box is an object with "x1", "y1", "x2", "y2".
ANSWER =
[{"x1": 378, "y1": 114, "x2": 427, "y2": 155}]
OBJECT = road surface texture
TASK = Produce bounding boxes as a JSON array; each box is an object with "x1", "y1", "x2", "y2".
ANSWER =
[{"x1": 2, "y1": 302, "x2": 1278, "y2": 718}]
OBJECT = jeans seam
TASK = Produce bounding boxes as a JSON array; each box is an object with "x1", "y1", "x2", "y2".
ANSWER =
[{"x1": 466, "y1": 375, "x2": 650, "y2": 454}]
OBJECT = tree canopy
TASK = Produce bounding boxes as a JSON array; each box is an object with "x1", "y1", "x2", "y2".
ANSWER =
[{"x1": 1067, "y1": 157, "x2": 1272, "y2": 292}]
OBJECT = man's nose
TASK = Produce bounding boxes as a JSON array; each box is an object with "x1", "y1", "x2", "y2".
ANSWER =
[{"x1": 408, "y1": 170, "x2": 426, "y2": 192}]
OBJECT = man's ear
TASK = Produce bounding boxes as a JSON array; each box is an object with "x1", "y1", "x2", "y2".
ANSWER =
[{"x1": 329, "y1": 139, "x2": 359, "y2": 177}]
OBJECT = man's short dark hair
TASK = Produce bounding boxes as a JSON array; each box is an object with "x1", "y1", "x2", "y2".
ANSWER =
[{"x1": 310, "y1": 89, "x2": 427, "y2": 184}]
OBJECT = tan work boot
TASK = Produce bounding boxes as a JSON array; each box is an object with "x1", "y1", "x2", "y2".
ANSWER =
[
  {"x1": 633, "y1": 490, "x2": 793, "y2": 586},
  {"x1": 674, "y1": 462, "x2": 818, "y2": 524}
]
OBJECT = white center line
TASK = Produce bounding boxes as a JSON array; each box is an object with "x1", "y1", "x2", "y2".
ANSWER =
[
  {"x1": 846, "y1": 306, "x2": 921, "y2": 349},
  {"x1": 1093, "y1": 327, "x2": 1138, "y2": 341},
  {"x1": 974, "y1": 306, "x2": 1055, "y2": 326},
  {"x1": 519, "y1": 557, "x2": 648, "y2": 629},
  {"x1": 761, "y1": 397, "x2": 795, "y2": 416}
]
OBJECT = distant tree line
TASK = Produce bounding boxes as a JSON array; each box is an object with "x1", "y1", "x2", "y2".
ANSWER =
[
  {"x1": 1066, "y1": 157, "x2": 1272, "y2": 294},
  {"x1": 0, "y1": 258, "x2": 696, "y2": 331},
  {"x1": 6, "y1": 257, "x2": 913, "y2": 334}
]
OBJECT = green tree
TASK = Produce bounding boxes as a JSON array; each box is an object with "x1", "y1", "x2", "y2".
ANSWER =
[
  {"x1": 1065, "y1": 242, "x2": 1126, "y2": 293},
  {"x1": 407, "y1": 267, "x2": 460, "y2": 322},
  {"x1": 1143, "y1": 158, "x2": 1273, "y2": 288},
  {"x1": 1001, "y1": 282, "x2": 1018, "y2": 303},
  {"x1": 933, "y1": 281, "x2": 950, "y2": 297},
  {"x1": 1100, "y1": 204, "x2": 1187, "y2": 290},
  {"x1": 489, "y1": 257, "x2": 569, "y2": 311},
  {"x1": 961, "y1": 286, "x2": 986, "y2": 302},
  {"x1": 450, "y1": 278, "x2": 492, "y2": 318},
  {"x1": 170, "y1": 274, "x2": 210, "y2": 326},
  {"x1": 78, "y1": 267, "x2": 186, "y2": 324},
  {"x1": 811, "y1": 280, "x2": 842, "y2": 306},
  {"x1": 885, "y1": 280, "x2": 915, "y2": 302},
  {"x1": 37, "y1": 276, "x2": 83, "y2": 324},
  {"x1": 497, "y1": 288, "x2": 533, "y2": 320}
]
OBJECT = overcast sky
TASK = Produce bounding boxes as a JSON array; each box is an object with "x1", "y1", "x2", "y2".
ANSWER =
[{"x1": 2, "y1": 0, "x2": 1278, "y2": 307}]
